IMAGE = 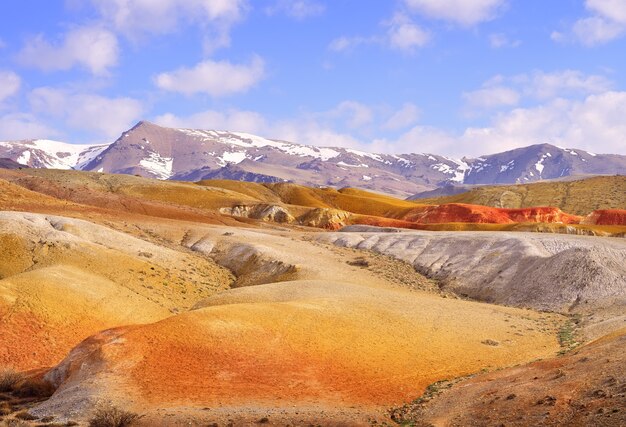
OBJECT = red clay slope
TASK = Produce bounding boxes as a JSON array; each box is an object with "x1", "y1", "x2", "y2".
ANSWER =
[
  {"x1": 582, "y1": 209, "x2": 626, "y2": 225},
  {"x1": 402, "y1": 203, "x2": 582, "y2": 224}
]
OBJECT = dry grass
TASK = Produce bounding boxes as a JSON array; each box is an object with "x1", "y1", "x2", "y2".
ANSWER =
[
  {"x1": 12, "y1": 378, "x2": 55, "y2": 398},
  {"x1": 12, "y1": 411, "x2": 37, "y2": 421},
  {"x1": 88, "y1": 406, "x2": 139, "y2": 427},
  {"x1": 0, "y1": 369, "x2": 23, "y2": 393},
  {"x1": 2, "y1": 420, "x2": 32, "y2": 427}
]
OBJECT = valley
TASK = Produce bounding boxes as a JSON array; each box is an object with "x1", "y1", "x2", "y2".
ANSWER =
[{"x1": 0, "y1": 165, "x2": 624, "y2": 426}]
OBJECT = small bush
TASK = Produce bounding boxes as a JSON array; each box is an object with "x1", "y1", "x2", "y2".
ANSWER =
[
  {"x1": 3, "y1": 419, "x2": 32, "y2": 427},
  {"x1": 346, "y1": 258, "x2": 369, "y2": 267},
  {"x1": 0, "y1": 369, "x2": 24, "y2": 392},
  {"x1": 12, "y1": 378, "x2": 55, "y2": 398},
  {"x1": 13, "y1": 410, "x2": 37, "y2": 420},
  {"x1": 88, "y1": 405, "x2": 139, "y2": 427},
  {"x1": 0, "y1": 401, "x2": 12, "y2": 416}
]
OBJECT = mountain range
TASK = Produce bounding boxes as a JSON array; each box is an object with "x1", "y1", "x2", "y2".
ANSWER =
[{"x1": 1, "y1": 120, "x2": 624, "y2": 197}]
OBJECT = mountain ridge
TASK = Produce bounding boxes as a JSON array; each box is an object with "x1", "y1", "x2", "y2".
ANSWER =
[{"x1": 1, "y1": 120, "x2": 624, "y2": 196}]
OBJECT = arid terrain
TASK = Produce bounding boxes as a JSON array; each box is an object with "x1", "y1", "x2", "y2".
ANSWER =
[{"x1": 0, "y1": 166, "x2": 624, "y2": 426}]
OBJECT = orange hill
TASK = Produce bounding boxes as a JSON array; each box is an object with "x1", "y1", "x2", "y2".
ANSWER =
[
  {"x1": 582, "y1": 209, "x2": 626, "y2": 226},
  {"x1": 400, "y1": 204, "x2": 582, "y2": 225}
]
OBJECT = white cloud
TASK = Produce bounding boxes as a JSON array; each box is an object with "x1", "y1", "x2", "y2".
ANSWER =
[
  {"x1": 523, "y1": 70, "x2": 612, "y2": 99},
  {"x1": 386, "y1": 13, "x2": 431, "y2": 51},
  {"x1": 266, "y1": 0, "x2": 325, "y2": 19},
  {"x1": 155, "y1": 109, "x2": 267, "y2": 134},
  {"x1": 464, "y1": 70, "x2": 612, "y2": 112},
  {"x1": 328, "y1": 101, "x2": 374, "y2": 128},
  {"x1": 29, "y1": 87, "x2": 144, "y2": 138},
  {"x1": 154, "y1": 101, "x2": 423, "y2": 150},
  {"x1": 369, "y1": 91, "x2": 626, "y2": 157},
  {"x1": 272, "y1": 119, "x2": 362, "y2": 148},
  {"x1": 556, "y1": 0, "x2": 626, "y2": 46},
  {"x1": 0, "y1": 113, "x2": 58, "y2": 141},
  {"x1": 586, "y1": 0, "x2": 626, "y2": 23},
  {"x1": 17, "y1": 26, "x2": 118, "y2": 75},
  {"x1": 151, "y1": 92, "x2": 626, "y2": 157},
  {"x1": 330, "y1": 14, "x2": 428, "y2": 53},
  {"x1": 328, "y1": 36, "x2": 377, "y2": 52},
  {"x1": 370, "y1": 125, "x2": 458, "y2": 155},
  {"x1": 489, "y1": 33, "x2": 521, "y2": 48},
  {"x1": 460, "y1": 91, "x2": 626, "y2": 155},
  {"x1": 572, "y1": 16, "x2": 625, "y2": 45},
  {"x1": 463, "y1": 86, "x2": 520, "y2": 109},
  {"x1": 0, "y1": 71, "x2": 21, "y2": 103},
  {"x1": 89, "y1": 0, "x2": 247, "y2": 48},
  {"x1": 154, "y1": 56, "x2": 265, "y2": 96},
  {"x1": 403, "y1": 0, "x2": 506, "y2": 26},
  {"x1": 383, "y1": 103, "x2": 421, "y2": 130}
]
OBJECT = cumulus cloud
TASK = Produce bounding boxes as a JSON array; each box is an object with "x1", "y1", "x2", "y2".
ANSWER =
[
  {"x1": 586, "y1": 0, "x2": 626, "y2": 23},
  {"x1": 522, "y1": 69, "x2": 612, "y2": 99},
  {"x1": 489, "y1": 33, "x2": 521, "y2": 48},
  {"x1": 386, "y1": 13, "x2": 431, "y2": 51},
  {"x1": 17, "y1": 26, "x2": 119, "y2": 75},
  {"x1": 328, "y1": 36, "x2": 377, "y2": 52},
  {"x1": 463, "y1": 70, "x2": 612, "y2": 113},
  {"x1": 329, "y1": 14, "x2": 429, "y2": 53},
  {"x1": 383, "y1": 103, "x2": 421, "y2": 130},
  {"x1": 459, "y1": 91, "x2": 626, "y2": 155},
  {"x1": 403, "y1": 0, "x2": 506, "y2": 26},
  {"x1": 327, "y1": 101, "x2": 374, "y2": 129},
  {"x1": 370, "y1": 125, "x2": 458, "y2": 155},
  {"x1": 0, "y1": 71, "x2": 21, "y2": 103},
  {"x1": 154, "y1": 101, "x2": 423, "y2": 150},
  {"x1": 265, "y1": 0, "x2": 325, "y2": 19},
  {"x1": 0, "y1": 113, "x2": 59, "y2": 141},
  {"x1": 151, "y1": 91, "x2": 626, "y2": 157},
  {"x1": 155, "y1": 109, "x2": 267, "y2": 134},
  {"x1": 154, "y1": 56, "x2": 265, "y2": 96},
  {"x1": 89, "y1": 0, "x2": 247, "y2": 48},
  {"x1": 555, "y1": 0, "x2": 626, "y2": 46},
  {"x1": 29, "y1": 87, "x2": 144, "y2": 138}
]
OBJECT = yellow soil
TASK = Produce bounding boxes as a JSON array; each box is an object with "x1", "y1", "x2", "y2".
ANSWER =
[{"x1": 61, "y1": 280, "x2": 562, "y2": 414}]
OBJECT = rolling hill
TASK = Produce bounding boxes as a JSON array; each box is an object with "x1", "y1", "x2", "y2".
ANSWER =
[{"x1": 412, "y1": 175, "x2": 626, "y2": 215}]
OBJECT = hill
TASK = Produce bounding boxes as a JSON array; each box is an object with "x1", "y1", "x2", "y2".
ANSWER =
[{"x1": 413, "y1": 175, "x2": 626, "y2": 215}]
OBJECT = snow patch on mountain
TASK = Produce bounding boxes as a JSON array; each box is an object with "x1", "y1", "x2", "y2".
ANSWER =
[
  {"x1": 139, "y1": 152, "x2": 173, "y2": 179},
  {"x1": 219, "y1": 151, "x2": 248, "y2": 166}
]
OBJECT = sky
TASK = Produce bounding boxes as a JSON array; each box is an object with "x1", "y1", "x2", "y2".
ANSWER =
[{"x1": 1, "y1": 0, "x2": 626, "y2": 157}]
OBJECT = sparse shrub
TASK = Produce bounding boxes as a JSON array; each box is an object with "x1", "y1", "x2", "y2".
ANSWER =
[
  {"x1": 13, "y1": 410, "x2": 37, "y2": 420},
  {"x1": 0, "y1": 369, "x2": 24, "y2": 392},
  {"x1": 88, "y1": 405, "x2": 139, "y2": 427},
  {"x1": 347, "y1": 258, "x2": 369, "y2": 267},
  {"x1": 12, "y1": 378, "x2": 55, "y2": 398},
  {"x1": 0, "y1": 401, "x2": 12, "y2": 416},
  {"x1": 3, "y1": 419, "x2": 32, "y2": 427}
]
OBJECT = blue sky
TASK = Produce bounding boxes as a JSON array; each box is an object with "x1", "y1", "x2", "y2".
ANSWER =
[{"x1": 1, "y1": 0, "x2": 626, "y2": 156}]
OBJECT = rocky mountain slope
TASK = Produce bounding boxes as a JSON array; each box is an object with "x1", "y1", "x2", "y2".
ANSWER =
[
  {"x1": 1, "y1": 121, "x2": 624, "y2": 196},
  {"x1": 0, "y1": 157, "x2": 26, "y2": 169}
]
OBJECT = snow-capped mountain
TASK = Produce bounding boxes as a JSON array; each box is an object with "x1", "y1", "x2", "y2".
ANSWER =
[
  {"x1": 79, "y1": 121, "x2": 472, "y2": 195},
  {"x1": 0, "y1": 139, "x2": 108, "y2": 170},
  {"x1": 1, "y1": 121, "x2": 625, "y2": 196},
  {"x1": 462, "y1": 143, "x2": 626, "y2": 185}
]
